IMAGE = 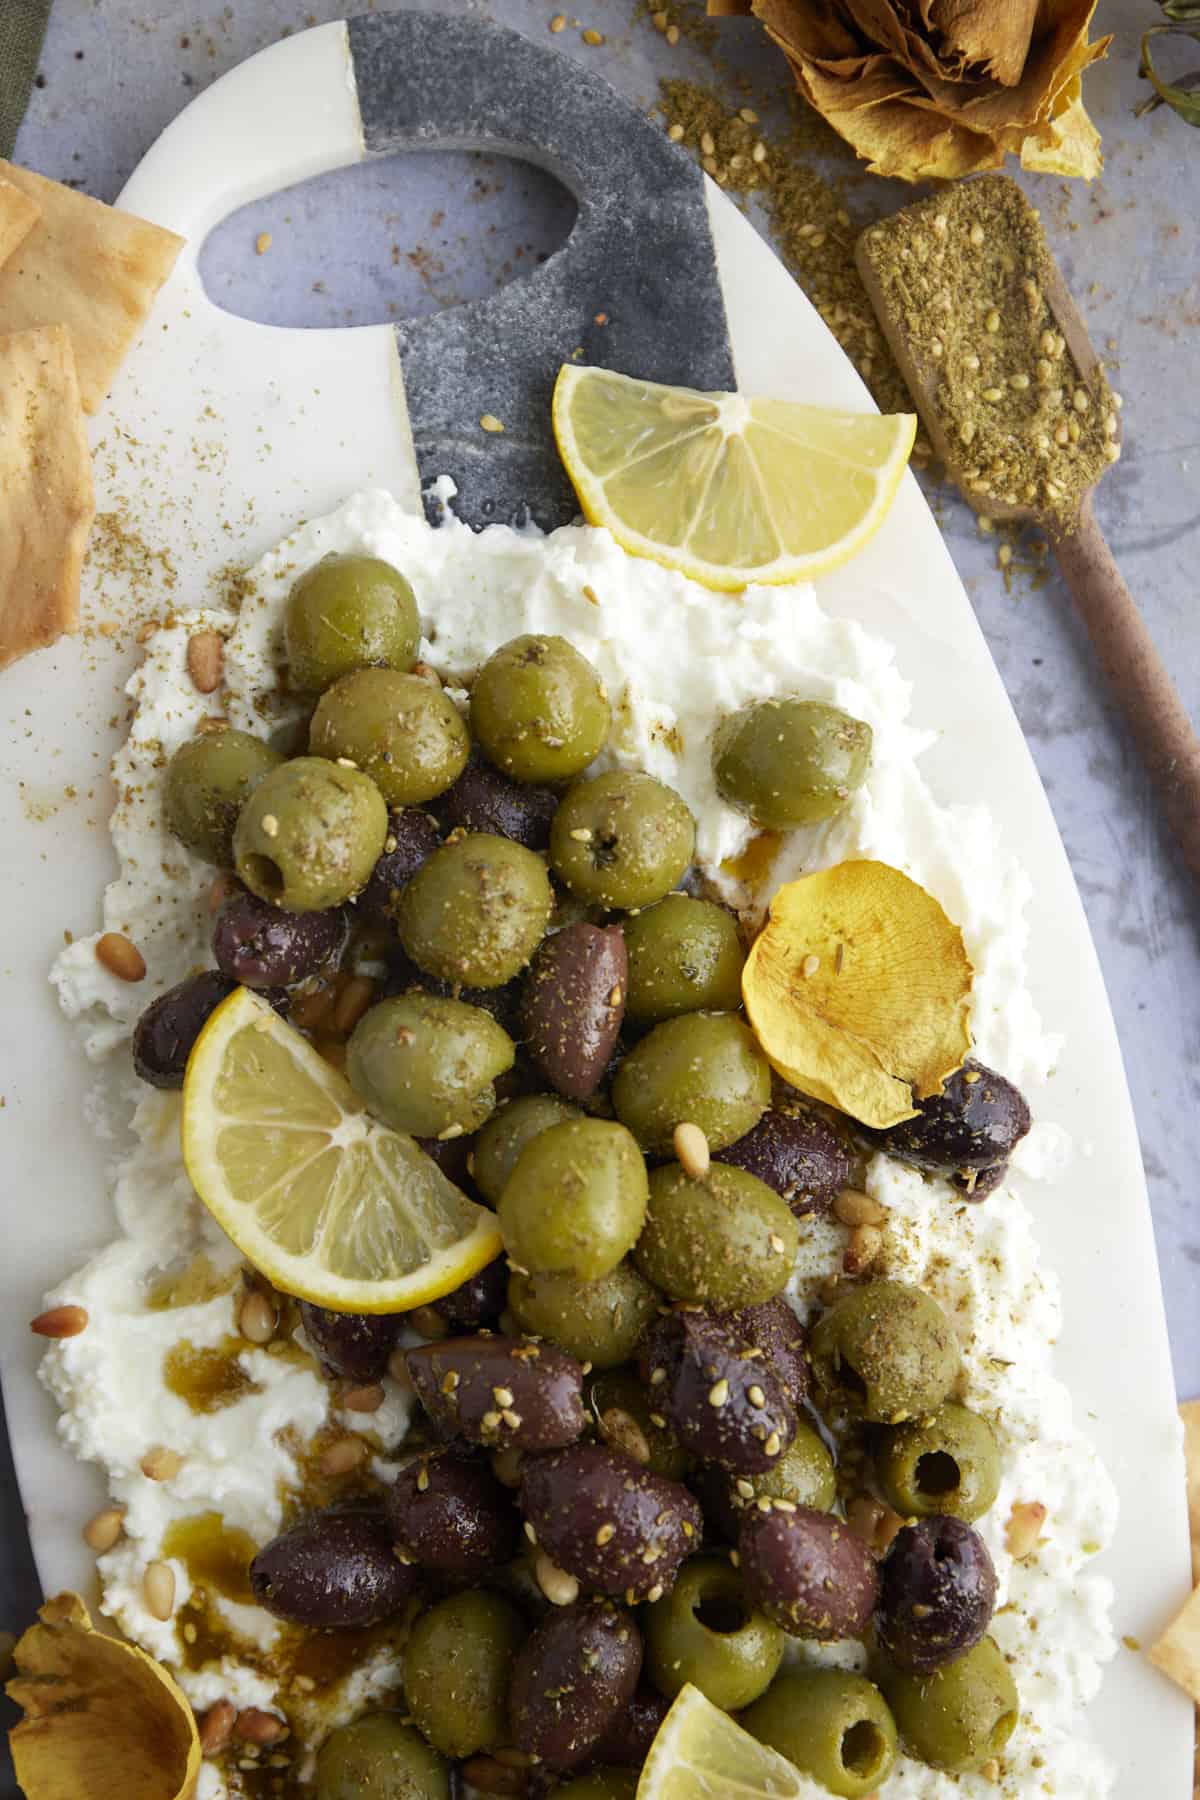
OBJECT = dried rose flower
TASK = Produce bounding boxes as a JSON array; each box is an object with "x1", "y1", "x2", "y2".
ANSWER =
[{"x1": 713, "y1": 0, "x2": 1111, "y2": 182}]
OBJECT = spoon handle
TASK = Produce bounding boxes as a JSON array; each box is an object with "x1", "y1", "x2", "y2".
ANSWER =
[{"x1": 1055, "y1": 495, "x2": 1200, "y2": 884}]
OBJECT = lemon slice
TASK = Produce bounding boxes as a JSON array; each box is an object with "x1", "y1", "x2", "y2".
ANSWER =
[
  {"x1": 553, "y1": 365, "x2": 916, "y2": 592},
  {"x1": 637, "y1": 1685, "x2": 816, "y2": 1799},
  {"x1": 181, "y1": 987, "x2": 502, "y2": 1312}
]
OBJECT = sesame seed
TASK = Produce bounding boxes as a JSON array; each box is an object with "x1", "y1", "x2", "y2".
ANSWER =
[
  {"x1": 569, "y1": 826, "x2": 593, "y2": 842},
  {"x1": 739, "y1": 107, "x2": 759, "y2": 123},
  {"x1": 665, "y1": 24, "x2": 679, "y2": 43},
  {"x1": 502, "y1": 1409, "x2": 523, "y2": 1429},
  {"x1": 649, "y1": 1367, "x2": 667, "y2": 1386},
  {"x1": 651, "y1": 8, "x2": 668, "y2": 26},
  {"x1": 929, "y1": 338, "x2": 943, "y2": 359},
  {"x1": 998, "y1": 545, "x2": 1013, "y2": 568},
  {"x1": 959, "y1": 420, "x2": 976, "y2": 446},
  {"x1": 255, "y1": 232, "x2": 272, "y2": 256},
  {"x1": 736, "y1": 1479, "x2": 755, "y2": 1499},
  {"x1": 801, "y1": 953, "x2": 820, "y2": 979},
  {"x1": 769, "y1": 1234, "x2": 787, "y2": 1255},
  {"x1": 932, "y1": 212, "x2": 948, "y2": 236},
  {"x1": 582, "y1": 27, "x2": 604, "y2": 44},
  {"x1": 700, "y1": 131, "x2": 716, "y2": 156},
  {"x1": 1009, "y1": 373, "x2": 1030, "y2": 391},
  {"x1": 764, "y1": 1431, "x2": 782, "y2": 1456},
  {"x1": 550, "y1": 11, "x2": 566, "y2": 28},
  {"x1": 756, "y1": 1495, "x2": 773, "y2": 1513},
  {"x1": 649, "y1": 1411, "x2": 667, "y2": 1429},
  {"x1": 964, "y1": 353, "x2": 981, "y2": 372},
  {"x1": 969, "y1": 222, "x2": 985, "y2": 247},
  {"x1": 416, "y1": 1465, "x2": 430, "y2": 1493},
  {"x1": 524, "y1": 1521, "x2": 538, "y2": 1543},
  {"x1": 1073, "y1": 387, "x2": 1090, "y2": 413},
  {"x1": 751, "y1": 141, "x2": 766, "y2": 164},
  {"x1": 441, "y1": 1370, "x2": 460, "y2": 1393},
  {"x1": 747, "y1": 1384, "x2": 766, "y2": 1408},
  {"x1": 1105, "y1": 442, "x2": 1121, "y2": 462},
  {"x1": 708, "y1": 1379, "x2": 730, "y2": 1407},
  {"x1": 981, "y1": 386, "x2": 1003, "y2": 403},
  {"x1": 260, "y1": 813, "x2": 279, "y2": 838},
  {"x1": 1055, "y1": 422, "x2": 1070, "y2": 446},
  {"x1": 595, "y1": 1522, "x2": 616, "y2": 1546},
  {"x1": 481, "y1": 1410, "x2": 502, "y2": 1431},
  {"x1": 667, "y1": 123, "x2": 684, "y2": 141},
  {"x1": 480, "y1": 414, "x2": 505, "y2": 433},
  {"x1": 493, "y1": 1386, "x2": 515, "y2": 1408},
  {"x1": 646, "y1": 1584, "x2": 664, "y2": 1603},
  {"x1": 985, "y1": 310, "x2": 1000, "y2": 333}
]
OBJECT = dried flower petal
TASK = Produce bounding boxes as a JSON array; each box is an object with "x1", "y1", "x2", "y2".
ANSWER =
[
  {"x1": 742, "y1": 861, "x2": 973, "y2": 1129},
  {"x1": 739, "y1": 0, "x2": 1110, "y2": 182},
  {"x1": 6, "y1": 1592, "x2": 200, "y2": 1800}
]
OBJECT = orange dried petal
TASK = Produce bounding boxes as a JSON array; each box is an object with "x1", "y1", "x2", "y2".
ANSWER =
[
  {"x1": 7, "y1": 1592, "x2": 200, "y2": 1800},
  {"x1": 742, "y1": 859, "x2": 973, "y2": 1129}
]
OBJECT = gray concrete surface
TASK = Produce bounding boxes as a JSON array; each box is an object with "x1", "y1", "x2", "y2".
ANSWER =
[{"x1": 5, "y1": 0, "x2": 1198, "y2": 1692}]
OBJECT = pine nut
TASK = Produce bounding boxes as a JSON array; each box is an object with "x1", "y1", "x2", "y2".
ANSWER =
[
  {"x1": 186, "y1": 630, "x2": 224, "y2": 695},
  {"x1": 843, "y1": 1223, "x2": 883, "y2": 1275},
  {"x1": 238, "y1": 1289, "x2": 276, "y2": 1345},
  {"x1": 344, "y1": 1382, "x2": 386, "y2": 1413},
  {"x1": 197, "y1": 1698, "x2": 237, "y2": 1756},
  {"x1": 598, "y1": 1406, "x2": 651, "y2": 1465},
  {"x1": 534, "y1": 1550, "x2": 580, "y2": 1607},
  {"x1": 235, "y1": 1707, "x2": 288, "y2": 1745},
  {"x1": 319, "y1": 1434, "x2": 367, "y2": 1477},
  {"x1": 1005, "y1": 1500, "x2": 1047, "y2": 1560},
  {"x1": 673, "y1": 1121, "x2": 710, "y2": 1180},
  {"x1": 95, "y1": 933, "x2": 146, "y2": 982},
  {"x1": 833, "y1": 1189, "x2": 885, "y2": 1227},
  {"x1": 30, "y1": 1304, "x2": 88, "y2": 1339},
  {"x1": 83, "y1": 1506, "x2": 126, "y2": 1553},
  {"x1": 141, "y1": 1444, "x2": 183, "y2": 1481},
  {"x1": 143, "y1": 1561, "x2": 176, "y2": 1621}
]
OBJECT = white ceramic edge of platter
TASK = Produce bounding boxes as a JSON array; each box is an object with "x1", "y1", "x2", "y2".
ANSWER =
[{"x1": 0, "y1": 18, "x2": 1190, "y2": 1795}]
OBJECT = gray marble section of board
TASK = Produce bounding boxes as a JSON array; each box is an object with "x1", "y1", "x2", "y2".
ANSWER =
[
  {"x1": 348, "y1": 10, "x2": 735, "y2": 527},
  {"x1": 9, "y1": 0, "x2": 1200, "y2": 1729}
]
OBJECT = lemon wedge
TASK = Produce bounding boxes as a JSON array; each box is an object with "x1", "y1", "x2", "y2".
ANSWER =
[
  {"x1": 181, "y1": 987, "x2": 502, "y2": 1312},
  {"x1": 637, "y1": 1685, "x2": 817, "y2": 1799},
  {"x1": 553, "y1": 365, "x2": 916, "y2": 592}
]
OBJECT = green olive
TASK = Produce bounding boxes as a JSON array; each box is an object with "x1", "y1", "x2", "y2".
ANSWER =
[
  {"x1": 875, "y1": 1404, "x2": 1002, "y2": 1523},
  {"x1": 470, "y1": 634, "x2": 610, "y2": 784},
  {"x1": 585, "y1": 1366, "x2": 689, "y2": 1480},
  {"x1": 875, "y1": 1637, "x2": 1019, "y2": 1773},
  {"x1": 233, "y1": 755, "x2": 387, "y2": 911},
  {"x1": 712, "y1": 699, "x2": 872, "y2": 828},
  {"x1": 738, "y1": 1418, "x2": 838, "y2": 1516},
  {"x1": 551, "y1": 1774, "x2": 638, "y2": 1800},
  {"x1": 498, "y1": 1118, "x2": 648, "y2": 1281},
  {"x1": 285, "y1": 553, "x2": 420, "y2": 693},
  {"x1": 163, "y1": 727, "x2": 282, "y2": 867},
  {"x1": 622, "y1": 895, "x2": 746, "y2": 1025},
  {"x1": 398, "y1": 832, "x2": 552, "y2": 988},
  {"x1": 633, "y1": 1162, "x2": 798, "y2": 1308},
  {"x1": 309, "y1": 669, "x2": 469, "y2": 807},
  {"x1": 643, "y1": 1556, "x2": 785, "y2": 1711},
  {"x1": 346, "y1": 993, "x2": 514, "y2": 1138},
  {"x1": 401, "y1": 1589, "x2": 526, "y2": 1760},
  {"x1": 612, "y1": 1012, "x2": 770, "y2": 1155},
  {"x1": 809, "y1": 1280, "x2": 961, "y2": 1425},
  {"x1": 315, "y1": 1712, "x2": 451, "y2": 1800},
  {"x1": 741, "y1": 1668, "x2": 898, "y2": 1799},
  {"x1": 550, "y1": 771, "x2": 694, "y2": 909},
  {"x1": 473, "y1": 1094, "x2": 582, "y2": 1204},
  {"x1": 508, "y1": 1260, "x2": 659, "y2": 1367}
]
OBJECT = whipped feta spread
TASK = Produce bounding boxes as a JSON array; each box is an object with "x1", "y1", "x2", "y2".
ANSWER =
[{"x1": 45, "y1": 489, "x2": 1116, "y2": 1796}]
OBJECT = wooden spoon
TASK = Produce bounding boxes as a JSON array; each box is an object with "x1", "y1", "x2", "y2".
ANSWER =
[{"x1": 856, "y1": 178, "x2": 1200, "y2": 884}]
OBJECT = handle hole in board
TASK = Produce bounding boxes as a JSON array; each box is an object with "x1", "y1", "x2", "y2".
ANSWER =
[{"x1": 198, "y1": 150, "x2": 577, "y2": 329}]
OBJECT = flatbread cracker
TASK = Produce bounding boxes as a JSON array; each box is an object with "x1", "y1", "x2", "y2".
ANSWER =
[
  {"x1": 0, "y1": 163, "x2": 183, "y2": 415},
  {"x1": 0, "y1": 179, "x2": 40, "y2": 271},
  {"x1": 1149, "y1": 1581, "x2": 1200, "y2": 1706},
  {"x1": 1182, "y1": 1399, "x2": 1200, "y2": 1584},
  {"x1": 0, "y1": 325, "x2": 95, "y2": 671}
]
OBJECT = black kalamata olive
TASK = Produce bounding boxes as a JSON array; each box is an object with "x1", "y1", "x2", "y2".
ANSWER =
[
  {"x1": 594, "y1": 1682, "x2": 671, "y2": 1767},
  {"x1": 739, "y1": 1502, "x2": 878, "y2": 1640},
  {"x1": 435, "y1": 756, "x2": 559, "y2": 850},
  {"x1": 510, "y1": 1601, "x2": 642, "y2": 1769},
  {"x1": 430, "y1": 1256, "x2": 508, "y2": 1329},
  {"x1": 406, "y1": 1335, "x2": 586, "y2": 1452},
  {"x1": 877, "y1": 1515, "x2": 997, "y2": 1673},
  {"x1": 387, "y1": 1445, "x2": 517, "y2": 1575},
  {"x1": 521, "y1": 923, "x2": 627, "y2": 1101},
  {"x1": 716, "y1": 1095, "x2": 853, "y2": 1217},
  {"x1": 520, "y1": 1443, "x2": 702, "y2": 1600},
  {"x1": 132, "y1": 971, "x2": 235, "y2": 1087},
  {"x1": 357, "y1": 808, "x2": 443, "y2": 929},
  {"x1": 298, "y1": 1301, "x2": 404, "y2": 1383},
  {"x1": 874, "y1": 1060, "x2": 1031, "y2": 1175},
  {"x1": 212, "y1": 889, "x2": 346, "y2": 988},
  {"x1": 720, "y1": 1296, "x2": 810, "y2": 1408},
  {"x1": 250, "y1": 1509, "x2": 418, "y2": 1627},
  {"x1": 638, "y1": 1309, "x2": 796, "y2": 1475}
]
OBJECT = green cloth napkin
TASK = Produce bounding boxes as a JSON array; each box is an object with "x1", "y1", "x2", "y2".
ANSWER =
[{"x1": 0, "y1": 0, "x2": 52, "y2": 159}]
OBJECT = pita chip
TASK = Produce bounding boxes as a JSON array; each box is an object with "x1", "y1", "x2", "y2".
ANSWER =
[
  {"x1": 0, "y1": 325, "x2": 95, "y2": 671},
  {"x1": 0, "y1": 162, "x2": 183, "y2": 414},
  {"x1": 0, "y1": 178, "x2": 40, "y2": 271}
]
